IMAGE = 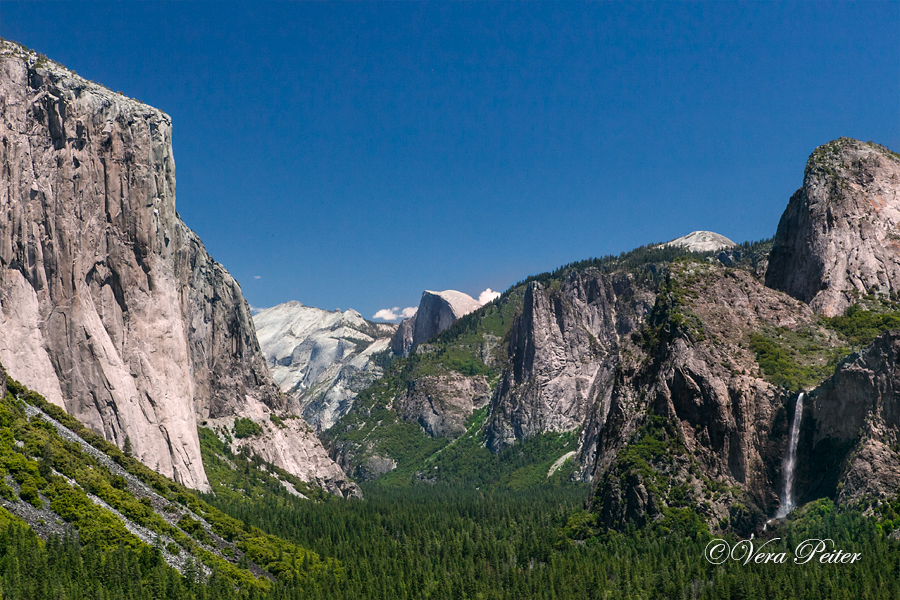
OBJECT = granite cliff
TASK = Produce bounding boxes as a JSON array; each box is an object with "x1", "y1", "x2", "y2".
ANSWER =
[
  {"x1": 391, "y1": 289, "x2": 481, "y2": 357},
  {"x1": 766, "y1": 138, "x2": 900, "y2": 317},
  {"x1": 0, "y1": 41, "x2": 355, "y2": 496},
  {"x1": 587, "y1": 140, "x2": 900, "y2": 532},
  {"x1": 803, "y1": 330, "x2": 900, "y2": 505},
  {"x1": 484, "y1": 270, "x2": 654, "y2": 452}
]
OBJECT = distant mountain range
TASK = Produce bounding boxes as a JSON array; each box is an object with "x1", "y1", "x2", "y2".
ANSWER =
[{"x1": 320, "y1": 137, "x2": 900, "y2": 536}]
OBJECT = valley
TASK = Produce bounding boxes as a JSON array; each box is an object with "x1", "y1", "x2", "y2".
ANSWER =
[{"x1": 0, "y1": 34, "x2": 899, "y2": 600}]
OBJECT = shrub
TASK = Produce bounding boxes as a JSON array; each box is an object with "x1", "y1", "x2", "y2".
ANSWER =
[
  {"x1": 233, "y1": 418, "x2": 263, "y2": 439},
  {"x1": 19, "y1": 482, "x2": 42, "y2": 508}
]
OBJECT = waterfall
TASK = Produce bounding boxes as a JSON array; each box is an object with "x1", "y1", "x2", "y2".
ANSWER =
[{"x1": 776, "y1": 393, "x2": 804, "y2": 518}]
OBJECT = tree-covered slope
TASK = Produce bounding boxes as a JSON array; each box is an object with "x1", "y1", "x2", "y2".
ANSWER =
[
  {"x1": 0, "y1": 365, "x2": 341, "y2": 598},
  {"x1": 204, "y1": 476, "x2": 900, "y2": 600}
]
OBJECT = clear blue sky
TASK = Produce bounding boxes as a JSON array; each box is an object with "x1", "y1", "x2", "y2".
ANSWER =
[{"x1": 2, "y1": 2, "x2": 898, "y2": 319}]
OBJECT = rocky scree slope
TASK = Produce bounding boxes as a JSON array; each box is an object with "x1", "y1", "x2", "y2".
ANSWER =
[
  {"x1": 253, "y1": 301, "x2": 396, "y2": 431},
  {"x1": 0, "y1": 41, "x2": 353, "y2": 497}
]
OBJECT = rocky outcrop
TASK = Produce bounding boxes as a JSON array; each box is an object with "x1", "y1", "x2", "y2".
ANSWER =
[
  {"x1": 485, "y1": 270, "x2": 654, "y2": 452},
  {"x1": 391, "y1": 315, "x2": 415, "y2": 356},
  {"x1": 766, "y1": 139, "x2": 900, "y2": 316},
  {"x1": 663, "y1": 231, "x2": 736, "y2": 253},
  {"x1": 204, "y1": 412, "x2": 362, "y2": 498},
  {"x1": 398, "y1": 372, "x2": 491, "y2": 438},
  {"x1": 391, "y1": 290, "x2": 481, "y2": 356},
  {"x1": 0, "y1": 42, "x2": 351, "y2": 495},
  {"x1": 587, "y1": 262, "x2": 837, "y2": 532},
  {"x1": 804, "y1": 331, "x2": 900, "y2": 504},
  {"x1": 253, "y1": 301, "x2": 396, "y2": 430}
]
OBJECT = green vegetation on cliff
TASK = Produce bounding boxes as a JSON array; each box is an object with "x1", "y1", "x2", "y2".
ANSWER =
[
  {"x1": 326, "y1": 239, "x2": 766, "y2": 484},
  {"x1": 750, "y1": 297, "x2": 900, "y2": 392},
  {"x1": 0, "y1": 374, "x2": 340, "y2": 597},
  {"x1": 323, "y1": 292, "x2": 525, "y2": 481}
]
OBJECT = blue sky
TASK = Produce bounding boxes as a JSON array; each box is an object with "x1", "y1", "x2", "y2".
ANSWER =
[{"x1": 2, "y1": 2, "x2": 898, "y2": 320}]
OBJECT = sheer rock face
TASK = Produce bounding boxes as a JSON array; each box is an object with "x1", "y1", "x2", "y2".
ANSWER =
[
  {"x1": 253, "y1": 301, "x2": 396, "y2": 431},
  {"x1": 398, "y1": 372, "x2": 491, "y2": 438},
  {"x1": 391, "y1": 290, "x2": 481, "y2": 357},
  {"x1": 0, "y1": 43, "x2": 351, "y2": 495},
  {"x1": 805, "y1": 331, "x2": 900, "y2": 504},
  {"x1": 390, "y1": 315, "x2": 416, "y2": 357},
  {"x1": 485, "y1": 270, "x2": 654, "y2": 452},
  {"x1": 766, "y1": 139, "x2": 900, "y2": 317},
  {"x1": 587, "y1": 265, "x2": 819, "y2": 531}
]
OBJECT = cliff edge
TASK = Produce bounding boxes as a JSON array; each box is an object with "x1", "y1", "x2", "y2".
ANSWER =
[{"x1": 0, "y1": 41, "x2": 354, "y2": 495}]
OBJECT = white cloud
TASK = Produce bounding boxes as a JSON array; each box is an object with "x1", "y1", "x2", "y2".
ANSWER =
[
  {"x1": 373, "y1": 306, "x2": 418, "y2": 321},
  {"x1": 372, "y1": 308, "x2": 397, "y2": 320},
  {"x1": 477, "y1": 288, "x2": 501, "y2": 305},
  {"x1": 253, "y1": 275, "x2": 261, "y2": 279}
]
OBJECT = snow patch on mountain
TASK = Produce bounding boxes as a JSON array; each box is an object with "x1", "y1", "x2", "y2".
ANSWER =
[{"x1": 253, "y1": 302, "x2": 397, "y2": 430}]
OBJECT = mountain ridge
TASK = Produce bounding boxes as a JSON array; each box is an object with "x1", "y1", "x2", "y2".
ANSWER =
[{"x1": 253, "y1": 301, "x2": 395, "y2": 431}]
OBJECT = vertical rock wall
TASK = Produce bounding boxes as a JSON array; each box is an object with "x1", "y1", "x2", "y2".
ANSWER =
[
  {"x1": 485, "y1": 270, "x2": 654, "y2": 452},
  {"x1": 766, "y1": 139, "x2": 900, "y2": 316},
  {"x1": 0, "y1": 42, "x2": 343, "y2": 493}
]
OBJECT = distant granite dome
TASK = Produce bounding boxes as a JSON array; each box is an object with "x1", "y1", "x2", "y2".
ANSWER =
[
  {"x1": 662, "y1": 231, "x2": 736, "y2": 253},
  {"x1": 391, "y1": 290, "x2": 482, "y2": 357}
]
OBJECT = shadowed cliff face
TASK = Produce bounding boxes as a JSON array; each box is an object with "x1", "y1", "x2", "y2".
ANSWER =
[
  {"x1": 0, "y1": 42, "x2": 354, "y2": 495},
  {"x1": 804, "y1": 331, "x2": 900, "y2": 505},
  {"x1": 766, "y1": 139, "x2": 900, "y2": 317}
]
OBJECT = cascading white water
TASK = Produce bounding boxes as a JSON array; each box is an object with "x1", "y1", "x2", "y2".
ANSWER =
[{"x1": 776, "y1": 392, "x2": 804, "y2": 518}]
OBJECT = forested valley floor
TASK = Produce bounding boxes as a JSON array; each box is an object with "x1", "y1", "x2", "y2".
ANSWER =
[{"x1": 1, "y1": 479, "x2": 897, "y2": 600}]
